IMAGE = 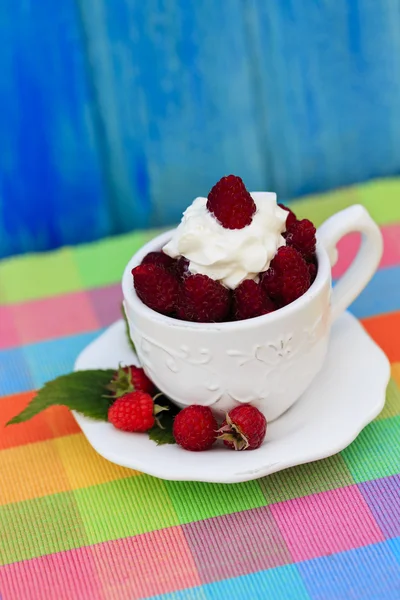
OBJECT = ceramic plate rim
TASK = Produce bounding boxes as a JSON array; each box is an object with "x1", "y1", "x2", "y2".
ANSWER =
[{"x1": 73, "y1": 312, "x2": 390, "y2": 483}]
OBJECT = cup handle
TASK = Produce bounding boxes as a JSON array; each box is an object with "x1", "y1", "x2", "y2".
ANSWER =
[{"x1": 317, "y1": 204, "x2": 383, "y2": 322}]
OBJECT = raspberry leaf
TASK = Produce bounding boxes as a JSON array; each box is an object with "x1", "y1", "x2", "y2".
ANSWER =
[
  {"x1": 7, "y1": 369, "x2": 115, "y2": 425},
  {"x1": 148, "y1": 399, "x2": 180, "y2": 445},
  {"x1": 148, "y1": 425, "x2": 175, "y2": 445}
]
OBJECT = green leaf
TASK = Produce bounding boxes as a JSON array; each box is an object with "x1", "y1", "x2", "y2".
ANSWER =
[
  {"x1": 121, "y1": 302, "x2": 136, "y2": 353},
  {"x1": 106, "y1": 365, "x2": 135, "y2": 398},
  {"x1": 7, "y1": 369, "x2": 115, "y2": 425},
  {"x1": 148, "y1": 425, "x2": 176, "y2": 445},
  {"x1": 148, "y1": 398, "x2": 180, "y2": 445}
]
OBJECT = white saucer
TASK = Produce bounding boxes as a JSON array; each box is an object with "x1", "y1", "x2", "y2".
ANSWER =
[{"x1": 73, "y1": 312, "x2": 390, "y2": 483}]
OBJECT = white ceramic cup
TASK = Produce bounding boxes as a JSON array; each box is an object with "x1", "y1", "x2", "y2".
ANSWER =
[{"x1": 122, "y1": 204, "x2": 383, "y2": 421}]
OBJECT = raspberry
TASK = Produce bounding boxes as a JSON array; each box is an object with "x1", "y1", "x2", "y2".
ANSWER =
[
  {"x1": 126, "y1": 366, "x2": 155, "y2": 394},
  {"x1": 177, "y1": 274, "x2": 231, "y2": 322},
  {"x1": 173, "y1": 405, "x2": 218, "y2": 451},
  {"x1": 278, "y1": 203, "x2": 297, "y2": 229},
  {"x1": 218, "y1": 405, "x2": 267, "y2": 450},
  {"x1": 233, "y1": 279, "x2": 275, "y2": 321},
  {"x1": 207, "y1": 175, "x2": 256, "y2": 229},
  {"x1": 141, "y1": 251, "x2": 176, "y2": 270},
  {"x1": 285, "y1": 218, "x2": 316, "y2": 261},
  {"x1": 259, "y1": 268, "x2": 281, "y2": 304},
  {"x1": 107, "y1": 365, "x2": 156, "y2": 399},
  {"x1": 132, "y1": 263, "x2": 180, "y2": 315},
  {"x1": 108, "y1": 391, "x2": 155, "y2": 432},
  {"x1": 173, "y1": 256, "x2": 190, "y2": 280},
  {"x1": 261, "y1": 246, "x2": 310, "y2": 306},
  {"x1": 141, "y1": 251, "x2": 190, "y2": 282}
]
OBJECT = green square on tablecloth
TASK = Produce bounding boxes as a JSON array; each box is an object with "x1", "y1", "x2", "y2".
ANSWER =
[
  {"x1": 292, "y1": 187, "x2": 359, "y2": 227},
  {"x1": 341, "y1": 416, "x2": 400, "y2": 483},
  {"x1": 259, "y1": 454, "x2": 355, "y2": 505},
  {"x1": 0, "y1": 248, "x2": 82, "y2": 304},
  {"x1": 376, "y1": 378, "x2": 400, "y2": 421},
  {"x1": 356, "y1": 178, "x2": 400, "y2": 224},
  {"x1": 0, "y1": 491, "x2": 88, "y2": 565},
  {"x1": 165, "y1": 480, "x2": 267, "y2": 524},
  {"x1": 73, "y1": 475, "x2": 179, "y2": 544},
  {"x1": 291, "y1": 178, "x2": 400, "y2": 227},
  {"x1": 73, "y1": 230, "x2": 161, "y2": 289}
]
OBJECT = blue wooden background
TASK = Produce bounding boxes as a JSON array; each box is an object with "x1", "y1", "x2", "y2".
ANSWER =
[{"x1": 1, "y1": 0, "x2": 400, "y2": 258}]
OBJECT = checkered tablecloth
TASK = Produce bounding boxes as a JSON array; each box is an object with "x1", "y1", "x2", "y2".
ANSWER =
[{"x1": 0, "y1": 179, "x2": 399, "y2": 600}]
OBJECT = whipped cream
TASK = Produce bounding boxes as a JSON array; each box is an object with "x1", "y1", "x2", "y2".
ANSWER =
[{"x1": 163, "y1": 192, "x2": 288, "y2": 289}]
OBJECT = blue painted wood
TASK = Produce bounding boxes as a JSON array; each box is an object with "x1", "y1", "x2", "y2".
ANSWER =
[
  {"x1": 77, "y1": 0, "x2": 267, "y2": 229},
  {"x1": 3, "y1": 0, "x2": 400, "y2": 258},
  {"x1": 0, "y1": 1, "x2": 110, "y2": 258},
  {"x1": 246, "y1": 0, "x2": 400, "y2": 199}
]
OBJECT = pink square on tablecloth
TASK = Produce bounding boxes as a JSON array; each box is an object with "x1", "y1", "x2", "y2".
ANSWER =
[
  {"x1": 183, "y1": 507, "x2": 291, "y2": 584},
  {"x1": 0, "y1": 545, "x2": 104, "y2": 600},
  {"x1": 271, "y1": 485, "x2": 385, "y2": 562},
  {"x1": 11, "y1": 291, "x2": 99, "y2": 345},
  {"x1": 90, "y1": 526, "x2": 201, "y2": 599},
  {"x1": 88, "y1": 284, "x2": 123, "y2": 327},
  {"x1": 332, "y1": 223, "x2": 400, "y2": 279},
  {"x1": 0, "y1": 305, "x2": 19, "y2": 349},
  {"x1": 381, "y1": 224, "x2": 400, "y2": 268},
  {"x1": 332, "y1": 233, "x2": 361, "y2": 279}
]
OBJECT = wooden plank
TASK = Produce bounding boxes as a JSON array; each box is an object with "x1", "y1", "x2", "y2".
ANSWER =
[
  {"x1": 246, "y1": 0, "x2": 400, "y2": 199},
  {"x1": 77, "y1": 0, "x2": 268, "y2": 227},
  {"x1": 0, "y1": 1, "x2": 109, "y2": 258}
]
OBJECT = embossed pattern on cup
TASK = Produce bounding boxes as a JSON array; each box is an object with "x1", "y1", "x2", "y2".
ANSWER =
[{"x1": 122, "y1": 206, "x2": 383, "y2": 421}]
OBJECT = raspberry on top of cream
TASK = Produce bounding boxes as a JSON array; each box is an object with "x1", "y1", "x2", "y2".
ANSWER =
[{"x1": 163, "y1": 192, "x2": 288, "y2": 290}]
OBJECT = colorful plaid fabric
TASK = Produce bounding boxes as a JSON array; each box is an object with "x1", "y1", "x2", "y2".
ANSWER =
[{"x1": 0, "y1": 179, "x2": 399, "y2": 600}]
